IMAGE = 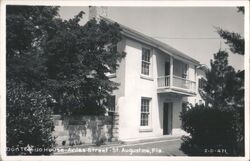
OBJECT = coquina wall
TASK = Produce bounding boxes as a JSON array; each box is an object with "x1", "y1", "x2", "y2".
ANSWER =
[{"x1": 52, "y1": 114, "x2": 119, "y2": 147}]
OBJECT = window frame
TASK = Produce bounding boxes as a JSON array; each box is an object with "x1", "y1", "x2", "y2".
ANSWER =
[
  {"x1": 141, "y1": 47, "x2": 151, "y2": 76},
  {"x1": 140, "y1": 97, "x2": 152, "y2": 131}
]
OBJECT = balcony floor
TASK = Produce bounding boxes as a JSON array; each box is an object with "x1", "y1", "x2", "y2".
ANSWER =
[{"x1": 157, "y1": 86, "x2": 196, "y2": 96}]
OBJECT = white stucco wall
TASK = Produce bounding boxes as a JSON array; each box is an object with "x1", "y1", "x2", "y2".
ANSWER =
[
  {"x1": 118, "y1": 39, "x2": 187, "y2": 140},
  {"x1": 186, "y1": 68, "x2": 206, "y2": 105},
  {"x1": 119, "y1": 39, "x2": 158, "y2": 140}
]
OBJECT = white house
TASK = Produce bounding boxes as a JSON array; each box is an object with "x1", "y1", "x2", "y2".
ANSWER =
[{"x1": 88, "y1": 7, "x2": 207, "y2": 142}]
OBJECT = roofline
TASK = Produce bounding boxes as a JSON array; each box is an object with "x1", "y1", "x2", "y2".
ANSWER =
[
  {"x1": 121, "y1": 29, "x2": 200, "y2": 65},
  {"x1": 100, "y1": 16, "x2": 200, "y2": 64}
]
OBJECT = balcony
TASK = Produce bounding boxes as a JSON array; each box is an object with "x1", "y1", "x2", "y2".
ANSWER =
[{"x1": 157, "y1": 75, "x2": 196, "y2": 96}]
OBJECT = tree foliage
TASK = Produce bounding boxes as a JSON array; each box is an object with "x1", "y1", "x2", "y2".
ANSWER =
[
  {"x1": 6, "y1": 5, "x2": 59, "y2": 155},
  {"x1": 6, "y1": 5, "x2": 59, "y2": 88},
  {"x1": 180, "y1": 104, "x2": 238, "y2": 156},
  {"x1": 216, "y1": 7, "x2": 244, "y2": 55},
  {"x1": 45, "y1": 13, "x2": 125, "y2": 115},
  {"x1": 204, "y1": 51, "x2": 240, "y2": 107},
  {"x1": 180, "y1": 50, "x2": 244, "y2": 156},
  {"x1": 237, "y1": 7, "x2": 244, "y2": 14},
  {"x1": 216, "y1": 28, "x2": 244, "y2": 55},
  {"x1": 7, "y1": 81, "x2": 55, "y2": 155},
  {"x1": 188, "y1": 7, "x2": 245, "y2": 155},
  {"x1": 213, "y1": 7, "x2": 245, "y2": 154},
  {"x1": 6, "y1": 5, "x2": 125, "y2": 155}
]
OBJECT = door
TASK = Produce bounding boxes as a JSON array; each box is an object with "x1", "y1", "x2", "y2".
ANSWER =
[
  {"x1": 163, "y1": 102, "x2": 173, "y2": 135},
  {"x1": 165, "y1": 62, "x2": 170, "y2": 86}
]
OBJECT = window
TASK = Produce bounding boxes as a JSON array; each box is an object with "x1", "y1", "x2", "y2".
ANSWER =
[
  {"x1": 107, "y1": 95, "x2": 116, "y2": 115},
  {"x1": 141, "y1": 48, "x2": 151, "y2": 75},
  {"x1": 198, "y1": 78, "x2": 206, "y2": 89},
  {"x1": 140, "y1": 98, "x2": 151, "y2": 126}
]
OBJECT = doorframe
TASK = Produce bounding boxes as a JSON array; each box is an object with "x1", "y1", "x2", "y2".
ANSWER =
[{"x1": 163, "y1": 102, "x2": 173, "y2": 135}]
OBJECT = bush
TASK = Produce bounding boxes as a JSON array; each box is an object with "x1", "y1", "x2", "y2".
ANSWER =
[
  {"x1": 180, "y1": 103, "x2": 239, "y2": 156},
  {"x1": 7, "y1": 82, "x2": 55, "y2": 155}
]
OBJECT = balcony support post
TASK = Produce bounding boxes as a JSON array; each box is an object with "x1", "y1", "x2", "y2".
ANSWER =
[{"x1": 170, "y1": 56, "x2": 173, "y2": 88}]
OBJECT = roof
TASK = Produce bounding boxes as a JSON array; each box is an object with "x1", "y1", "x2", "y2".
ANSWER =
[{"x1": 100, "y1": 16, "x2": 200, "y2": 64}]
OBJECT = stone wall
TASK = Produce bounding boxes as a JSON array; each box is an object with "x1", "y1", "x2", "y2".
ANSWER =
[{"x1": 52, "y1": 114, "x2": 119, "y2": 147}]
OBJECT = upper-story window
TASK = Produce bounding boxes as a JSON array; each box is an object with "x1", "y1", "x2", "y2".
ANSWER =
[{"x1": 141, "y1": 48, "x2": 151, "y2": 76}]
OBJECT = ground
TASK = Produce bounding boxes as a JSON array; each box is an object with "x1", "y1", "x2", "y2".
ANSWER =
[{"x1": 54, "y1": 138, "x2": 186, "y2": 156}]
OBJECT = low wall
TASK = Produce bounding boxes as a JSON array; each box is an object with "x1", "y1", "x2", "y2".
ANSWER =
[{"x1": 52, "y1": 114, "x2": 118, "y2": 147}]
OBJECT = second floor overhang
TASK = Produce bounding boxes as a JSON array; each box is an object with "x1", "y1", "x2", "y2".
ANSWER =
[{"x1": 157, "y1": 75, "x2": 196, "y2": 96}]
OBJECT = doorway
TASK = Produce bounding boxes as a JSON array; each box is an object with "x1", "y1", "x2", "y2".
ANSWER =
[
  {"x1": 163, "y1": 102, "x2": 173, "y2": 135},
  {"x1": 165, "y1": 62, "x2": 170, "y2": 86},
  {"x1": 165, "y1": 62, "x2": 170, "y2": 76}
]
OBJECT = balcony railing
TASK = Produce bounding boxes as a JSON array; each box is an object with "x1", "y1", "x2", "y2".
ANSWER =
[
  {"x1": 157, "y1": 75, "x2": 196, "y2": 94},
  {"x1": 158, "y1": 75, "x2": 171, "y2": 87}
]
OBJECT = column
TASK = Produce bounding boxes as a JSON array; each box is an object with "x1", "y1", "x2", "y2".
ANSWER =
[{"x1": 170, "y1": 56, "x2": 173, "y2": 88}]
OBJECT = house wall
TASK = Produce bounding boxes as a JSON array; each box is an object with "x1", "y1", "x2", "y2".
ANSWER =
[
  {"x1": 188, "y1": 64, "x2": 196, "y2": 82},
  {"x1": 196, "y1": 69, "x2": 206, "y2": 104},
  {"x1": 51, "y1": 36, "x2": 201, "y2": 143},
  {"x1": 118, "y1": 39, "x2": 158, "y2": 140},
  {"x1": 185, "y1": 68, "x2": 206, "y2": 105},
  {"x1": 118, "y1": 39, "x2": 186, "y2": 140}
]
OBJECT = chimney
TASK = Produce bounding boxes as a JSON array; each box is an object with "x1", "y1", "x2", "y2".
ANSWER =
[{"x1": 88, "y1": 6, "x2": 108, "y2": 21}]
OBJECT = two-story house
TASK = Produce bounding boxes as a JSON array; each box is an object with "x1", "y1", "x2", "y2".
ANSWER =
[{"x1": 89, "y1": 6, "x2": 206, "y2": 142}]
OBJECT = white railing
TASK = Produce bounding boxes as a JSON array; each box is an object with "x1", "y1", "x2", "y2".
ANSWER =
[
  {"x1": 157, "y1": 75, "x2": 170, "y2": 88},
  {"x1": 157, "y1": 75, "x2": 196, "y2": 92},
  {"x1": 173, "y1": 75, "x2": 196, "y2": 92}
]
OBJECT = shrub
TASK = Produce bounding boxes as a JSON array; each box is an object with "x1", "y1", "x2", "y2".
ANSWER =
[
  {"x1": 180, "y1": 103, "x2": 238, "y2": 156},
  {"x1": 7, "y1": 82, "x2": 55, "y2": 155}
]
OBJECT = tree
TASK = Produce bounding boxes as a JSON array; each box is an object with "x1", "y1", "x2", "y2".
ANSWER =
[
  {"x1": 6, "y1": 5, "x2": 59, "y2": 88},
  {"x1": 204, "y1": 51, "x2": 239, "y2": 108},
  {"x1": 216, "y1": 28, "x2": 244, "y2": 55},
  {"x1": 205, "y1": 51, "x2": 244, "y2": 155},
  {"x1": 45, "y1": 13, "x2": 125, "y2": 115},
  {"x1": 180, "y1": 50, "x2": 244, "y2": 156},
  {"x1": 6, "y1": 5, "x2": 59, "y2": 155},
  {"x1": 6, "y1": 5, "x2": 125, "y2": 155},
  {"x1": 216, "y1": 7, "x2": 244, "y2": 55},
  {"x1": 180, "y1": 103, "x2": 237, "y2": 156},
  {"x1": 215, "y1": 6, "x2": 245, "y2": 155},
  {"x1": 7, "y1": 81, "x2": 55, "y2": 155}
]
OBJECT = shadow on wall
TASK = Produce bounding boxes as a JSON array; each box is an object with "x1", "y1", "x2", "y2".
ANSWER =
[{"x1": 53, "y1": 115, "x2": 115, "y2": 147}]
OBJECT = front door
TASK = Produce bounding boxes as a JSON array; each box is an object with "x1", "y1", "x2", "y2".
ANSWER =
[{"x1": 163, "y1": 102, "x2": 173, "y2": 135}]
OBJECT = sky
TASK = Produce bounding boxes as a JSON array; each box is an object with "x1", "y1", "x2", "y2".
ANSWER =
[{"x1": 59, "y1": 6, "x2": 245, "y2": 71}]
